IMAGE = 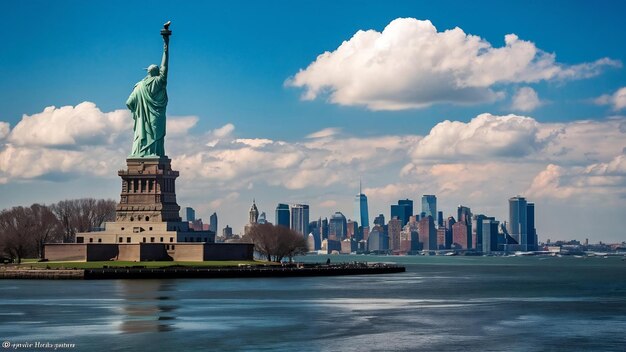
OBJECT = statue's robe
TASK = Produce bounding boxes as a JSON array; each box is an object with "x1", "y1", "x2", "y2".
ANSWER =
[{"x1": 126, "y1": 73, "x2": 167, "y2": 157}]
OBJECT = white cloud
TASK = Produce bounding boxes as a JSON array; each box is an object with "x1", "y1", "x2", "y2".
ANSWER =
[
  {"x1": 167, "y1": 116, "x2": 198, "y2": 137},
  {"x1": 212, "y1": 123, "x2": 235, "y2": 138},
  {"x1": 233, "y1": 138, "x2": 274, "y2": 148},
  {"x1": 411, "y1": 113, "x2": 545, "y2": 161},
  {"x1": 595, "y1": 87, "x2": 626, "y2": 111},
  {"x1": 287, "y1": 18, "x2": 620, "y2": 111},
  {"x1": 8, "y1": 102, "x2": 130, "y2": 147},
  {"x1": 2, "y1": 102, "x2": 626, "y2": 241},
  {"x1": 511, "y1": 87, "x2": 542, "y2": 112},
  {"x1": 306, "y1": 127, "x2": 341, "y2": 139}
]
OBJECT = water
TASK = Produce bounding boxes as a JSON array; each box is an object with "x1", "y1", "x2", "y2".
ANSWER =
[{"x1": 1, "y1": 255, "x2": 625, "y2": 351}]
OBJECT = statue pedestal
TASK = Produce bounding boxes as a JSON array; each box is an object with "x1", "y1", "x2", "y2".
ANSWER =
[{"x1": 116, "y1": 157, "x2": 181, "y2": 223}]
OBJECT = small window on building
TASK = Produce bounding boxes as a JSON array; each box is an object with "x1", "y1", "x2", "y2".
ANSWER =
[
  {"x1": 98, "y1": 239, "x2": 102, "y2": 243},
  {"x1": 121, "y1": 227, "x2": 125, "y2": 231},
  {"x1": 160, "y1": 237, "x2": 163, "y2": 242},
  {"x1": 150, "y1": 237, "x2": 155, "y2": 243},
  {"x1": 149, "y1": 227, "x2": 153, "y2": 231},
  {"x1": 171, "y1": 245, "x2": 175, "y2": 250},
  {"x1": 130, "y1": 217, "x2": 134, "y2": 222},
  {"x1": 89, "y1": 238, "x2": 93, "y2": 243},
  {"x1": 76, "y1": 237, "x2": 84, "y2": 243},
  {"x1": 170, "y1": 237, "x2": 174, "y2": 243},
  {"x1": 142, "y1": 237, "x2": 146, "y2": 243},
  {"x1": 118, "y1": 237, "x2": 123, "y2": 243},
  {"x1": 145, "y1": 216, "x2": 150, "y2": 221},
  {"x1": 126, "y1": 237, "x2": 131, "y2": 243}
]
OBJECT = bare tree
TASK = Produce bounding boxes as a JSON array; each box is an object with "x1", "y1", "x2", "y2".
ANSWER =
[
  {"x1": 0, "y1": 204, "x2": 63, "y2": 262},
  {"x1": 245, "y1": 223, "x2": 308, "y2": 262},
  {"x1": 51, "y1": 198, "x2": 116, "y2": 242},
  {"x1": 0, "y1": 207, "x2": 35, "y2": 263},
  {"x1": 29, "y1": 204, "x2": 62, "y2": 258}
]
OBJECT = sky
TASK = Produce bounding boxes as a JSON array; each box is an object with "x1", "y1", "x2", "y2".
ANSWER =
[{"x1": 1, "y1": 0, "x2": 625, "y2": 243}]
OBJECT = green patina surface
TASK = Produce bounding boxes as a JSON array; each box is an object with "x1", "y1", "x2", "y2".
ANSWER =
[{"x1": 126, "y1": 25, "x2": 170, "y2": 157}]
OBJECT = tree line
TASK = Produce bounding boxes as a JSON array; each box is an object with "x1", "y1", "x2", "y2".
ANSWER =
[{"x1": 0, "y1": 199, "x2": 116, "y2": 263}]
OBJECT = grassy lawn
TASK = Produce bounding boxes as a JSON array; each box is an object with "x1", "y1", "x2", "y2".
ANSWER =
[{"x1": 17, "y1": 260, "x2": 271, "y2": 270}]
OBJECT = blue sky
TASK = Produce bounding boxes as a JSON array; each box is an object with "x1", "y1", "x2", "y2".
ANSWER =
[{"x1": 1, "y1": 1, "x2": 625, "y2": 242}]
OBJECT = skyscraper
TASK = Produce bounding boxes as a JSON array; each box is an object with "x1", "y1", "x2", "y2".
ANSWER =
[
  {"x1": 445, "y1": 216, "x2": 456, "y2": 249},
  {"x1": 244, "y1": 200, "x2": 259, "y2": 236},
  {"x1": 290, "y1": 204, "x2": 310, "y2": 236},
  {"x1": 398, "y1": 199, "x2": 414, "y2": 218},
  {"x1": 209, "y1": 212, "x2": 218, "y2": 234},
  {"x1": 387, "y1": 217, "x2": 402, "y2": 251},
  {"x1": 249, "y1": 200, "x2": 259, "y2": 224},
  {"x1": 391, "y1": 199, "x2": 413, "y2": 227},
  {"x1": 373, "y1": 214, "x2": 385, "y2": 227},
  {"x1": 329, "y1": 212, "x2": 347, "y2": 240},
  {"x1": 451, "y1": 221, "x2": 469, "y2": 249},
  {"x1": 354, "y1": 180, "x2": 369, "y2": 229},
  {"x1": 275, "y1": 203, "x2": 290, "y2": 228},
  {"x1": 472, "y1": 214, "x2": 487, "y2": 250},
  {"x1": 258, "y1": 212, "x2": 268, "y2": 224},
  {"x1": 508, "y1": 196, "x2": 528, "y2": 250},
  {"x1": 367, "y1": 226, "x2": 389, "y2": 252},
  {"x1": 421, "y1": 195, "x2": 437, "y2": 223},
  {"x1": 308, "y1": 221, "x2": 321, "y2": 250},
  {"x1": 418, "y1": 215, "x2": 437, "y2": 251},
  {"x1": 184, "y1": 207, "x2": 195, "y2": 222},
  {"x1": 222, "y1": 225, "x2": 232, "y2": 239},
  {"x1": 481, "y1": 217, "x2": 499, "y2": 253},
  {"x1": 457, "y1": 205, "x2": 472, "y2": 249},
  {"x1": 527, "y1": 202, "x2": 536, "y2": 251},
  {"x1": 346, "y1": 220, "x2": 358, "y2": 239}
]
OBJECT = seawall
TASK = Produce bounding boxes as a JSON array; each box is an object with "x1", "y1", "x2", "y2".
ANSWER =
[{"x1": 0, "y1": 263, "x2": 405, "y2": 280}]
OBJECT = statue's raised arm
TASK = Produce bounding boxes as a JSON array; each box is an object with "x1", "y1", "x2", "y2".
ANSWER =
[{"x1": 160, "y1": 21, "x2": 171, "y2": 80}]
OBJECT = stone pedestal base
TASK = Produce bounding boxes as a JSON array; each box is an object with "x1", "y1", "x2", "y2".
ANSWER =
[{"x1": 116, "y1": 157, "x2": 181, "y2": 223}]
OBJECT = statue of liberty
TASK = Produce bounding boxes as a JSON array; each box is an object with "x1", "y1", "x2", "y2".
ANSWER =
[{"x1": 126, "y1": 22, "x2": 171, "y2": 157}]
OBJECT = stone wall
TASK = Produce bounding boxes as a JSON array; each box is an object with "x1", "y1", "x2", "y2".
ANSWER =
[
  {"x1": 45, "y1": 244, "x2": 87, "y2": 261},
  {"x1": 173, "y1": 243, "x2": 204, "y2": 261},
  {"x1": 204, "y1": 243, "x2": 254, "y2": 261},
  {"x1": 86, "y1": 244, "x2": 119, "y2": 261},
  {"x1": 45, "y1": 243, "x2": 251, "y2": 262},
  {"x1": 139, "y1": 244, "x2": 171, "y2": 261}
]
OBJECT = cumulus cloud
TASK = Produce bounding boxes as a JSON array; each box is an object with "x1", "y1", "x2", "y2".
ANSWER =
[
  {"x1": 287, "y1": 18, "x2": 620, "y2": 111},
  {"x1": 8, "y1": 102, "x2": 130, "y2": 147},
  {"x1": 511, "y1": 87, "x2": 542, "y2": 112},
  {"x1": 2, "y1": 102, "x2": 625, "y2": 241},
  {"x1": 595, "y1": 87, "x2": 626, "y2": 111},
  {"x1": 411, "y1": 113, "x2": 546, "y2": 161},
  {"x1": 167, "y1": 116, "x2": 198, "y2": 137}
]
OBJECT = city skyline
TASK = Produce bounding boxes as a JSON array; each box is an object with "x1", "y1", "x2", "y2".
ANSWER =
[{"x1": 1, "y1": 2, "x2": 625, "y2": 243}]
